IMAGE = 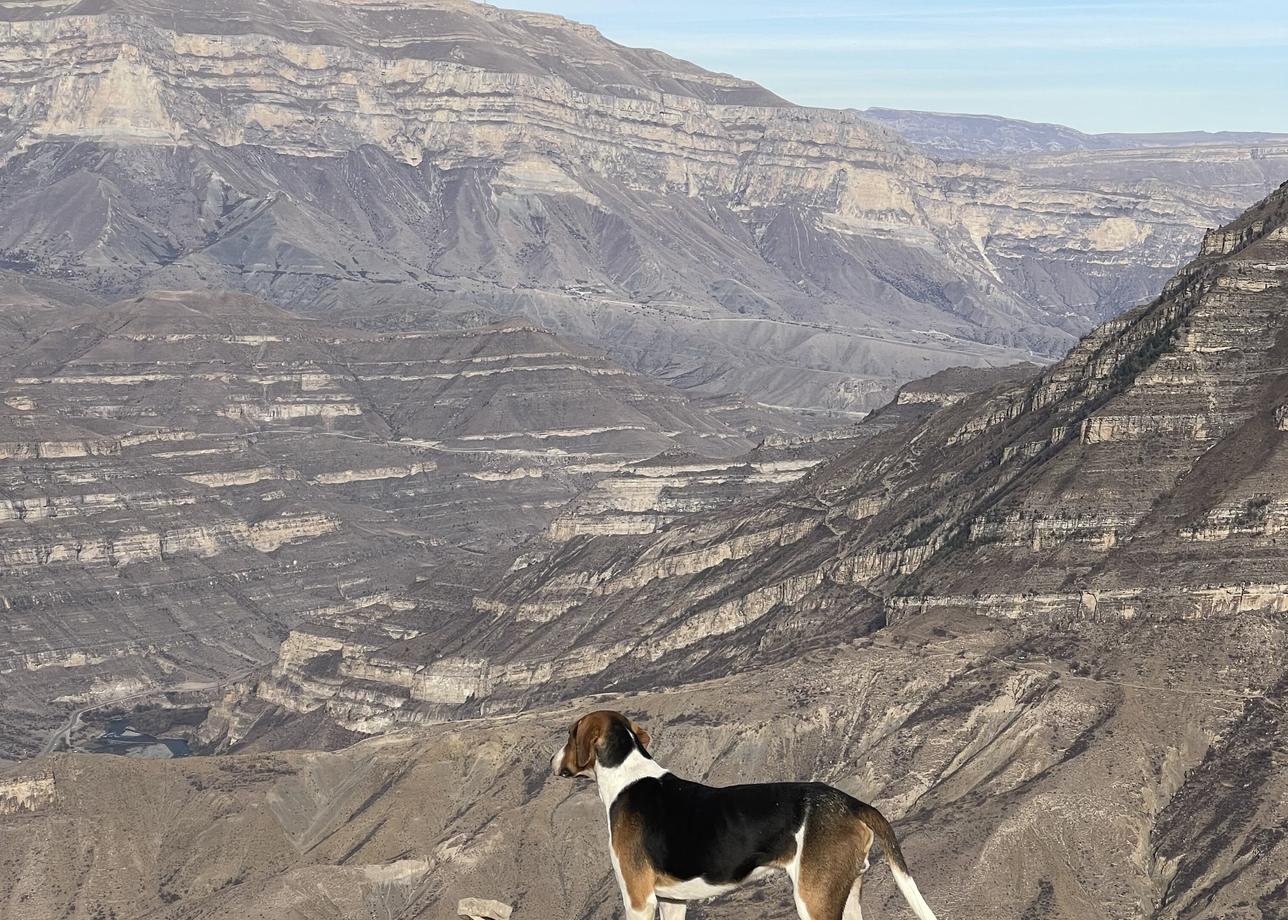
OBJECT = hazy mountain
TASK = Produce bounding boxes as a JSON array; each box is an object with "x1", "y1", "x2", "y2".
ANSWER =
[
  {"x1": 2, "y1": 0, "x2": 1285, "y2": 413},
  {"x1": 861, "y1": 107, "x2": 1288, "y2": 160}
]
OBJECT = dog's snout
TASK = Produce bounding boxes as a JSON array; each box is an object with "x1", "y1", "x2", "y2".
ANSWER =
[{"x1": 558, "y1": 766, "x2": 573, "y2": 777}]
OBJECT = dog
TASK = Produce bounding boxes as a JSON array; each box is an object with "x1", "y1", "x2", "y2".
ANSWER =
[{"x1": 552, "y1": 710, "x2": 939, "y2": 920}]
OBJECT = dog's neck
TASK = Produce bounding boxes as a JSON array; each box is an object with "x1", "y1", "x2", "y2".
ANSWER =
[{"x1": 594, "y1": 747, "x2": 668, "y2": 811}]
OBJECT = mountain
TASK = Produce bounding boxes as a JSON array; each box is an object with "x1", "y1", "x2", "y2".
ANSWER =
[
  {"x1": 0, "y1": 288, "x2": 784, "y2": 762},
  {"x1": 2, "y1": 0, "x2": 1285, "y2": 414},
  {"x1": 407, "y1": 179, "x2": 1288, "y2": 713},
  {"x1": 116, "y1": 181, "x2": 1288, "y2": 920},
  {"x1": 861, "y1": 107, "x2": 1288, "y2": 160}
]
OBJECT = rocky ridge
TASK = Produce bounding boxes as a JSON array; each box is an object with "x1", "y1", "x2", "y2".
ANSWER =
[{"x1": 1, "y1": 0, "x2": 1284, "y2": 411}]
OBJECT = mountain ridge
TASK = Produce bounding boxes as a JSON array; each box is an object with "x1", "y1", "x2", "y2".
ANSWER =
[
  {"x1": 2, "y1": 0, "x2": 1285, "y2": 413},
  {"x1": 861, "y1": 107, "x2": 1288, "y2": 159}
]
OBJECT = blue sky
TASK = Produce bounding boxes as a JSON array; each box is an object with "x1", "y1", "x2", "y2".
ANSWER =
[{"x1": 533, "y1": 1, "x2": 1288, "y2": 134}]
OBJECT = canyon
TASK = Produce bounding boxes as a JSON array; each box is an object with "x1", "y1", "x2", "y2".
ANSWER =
[
  {"x1": 2, "y1": 0, "x2": 1286, "y2": 414},
  {"x1": 208, "y1": 181, "x2": 1288, "y2": 742},
  {"x1": 101, "y1": 180, "x2": 1282, "y2": 920},
  {"x1": 0, "y1": 1, "x2": 1285, "y2": 918},
  {"x1": 0, "y1": 182, "x2": 1265, "y2": 918},
  {"x1": 0, "y1": 287, "x2": 800, "y2": 761}
]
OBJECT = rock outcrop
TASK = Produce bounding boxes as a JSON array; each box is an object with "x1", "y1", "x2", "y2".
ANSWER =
[{"x1": 458, "y1": 898, "x2": 513, "y2": 920}]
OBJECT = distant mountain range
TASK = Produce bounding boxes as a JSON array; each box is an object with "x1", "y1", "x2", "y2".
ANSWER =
[
  {"x1": 862, "y1": 107, "x2": 1288, "y2": 159},
  {"x1": 2, "y1": 0, "x2": 1286, "y2": 414}
]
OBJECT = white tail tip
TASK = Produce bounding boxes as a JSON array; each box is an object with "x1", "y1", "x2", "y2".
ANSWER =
[{"x1": 890, "y1": 865, "x2": 939, "y2": 920}]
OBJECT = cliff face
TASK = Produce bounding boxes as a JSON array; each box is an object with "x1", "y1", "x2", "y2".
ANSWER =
[
  {"x1": 225, "y1": 184, "x2": 1288, "y2": 768},
  {"x1": 1, "y1": 0, "x2": 1282, "y2": 412},
  {"x1": 0, "y1": 288, "x2": 774, "y2": 761}
]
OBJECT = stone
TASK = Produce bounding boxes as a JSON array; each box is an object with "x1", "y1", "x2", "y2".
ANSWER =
[{"x1": 458, "y1": 898, "x2": 513, "y2": 920}]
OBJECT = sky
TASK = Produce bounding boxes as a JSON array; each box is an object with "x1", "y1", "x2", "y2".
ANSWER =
[{"x1": 531, "y1": 1, "x2": 1288, "y2": 134}]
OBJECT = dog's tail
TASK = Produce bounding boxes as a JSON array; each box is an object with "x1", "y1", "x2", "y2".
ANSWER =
[{"x1": 856, "y1": 803, "x2": 939, "y2": 920}]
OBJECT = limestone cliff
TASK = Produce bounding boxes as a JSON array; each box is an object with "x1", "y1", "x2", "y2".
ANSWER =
[{"x1": 0, "y1": 0, "x2": 1282, "y2": 412}]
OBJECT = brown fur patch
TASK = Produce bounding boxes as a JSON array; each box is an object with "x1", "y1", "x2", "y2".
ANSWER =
[
  {"x1": 797, "y1": 809, "x2": 873, "y2": 920},
  {"x1": 610, "y1": 805, "x2": 656, "y2": 910}
]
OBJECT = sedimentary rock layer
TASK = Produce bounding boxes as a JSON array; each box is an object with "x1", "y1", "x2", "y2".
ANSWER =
[
  {"x1": 231, "y1": 182, "x2": 1288, "y2": 736},
  {"x1": 0, "y1": 288, "x2": 770, "y2": 760},
  {"x1": 1, "y1": 0, "x2": 1283, "y2": 411}
]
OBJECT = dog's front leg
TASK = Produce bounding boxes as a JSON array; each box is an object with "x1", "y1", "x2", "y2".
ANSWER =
[
  {"x1": 610, "y1": 861, "x2": 657, "y2": 920},
  {"x1": 622, "y1": 894, "x2": 657, "y2": 920},
  {"x1": 658, "y1": 900, "x2": 687, "y2": 920}
]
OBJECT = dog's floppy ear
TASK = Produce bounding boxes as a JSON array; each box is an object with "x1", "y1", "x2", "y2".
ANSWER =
[
  {"x1": 630, "y1": 720, "x2": 651, "y2": 749},
  {"x1": 574, "y1": 715, "x2": 604, "y2": 771}
]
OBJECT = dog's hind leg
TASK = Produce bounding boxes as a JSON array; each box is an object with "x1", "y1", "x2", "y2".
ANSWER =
[
  {"x1": 842, "y1": 820, "x2": 872, "y2": 920},
  {"x1": 658, "y1": 900, "x2": 687, "y2": 920},
  {"x1": 790, "y1": 805, "x2": 871, "y2": 920},
  {"x1": 841, "y1": 875, "x2": 863, "y2": 920}
]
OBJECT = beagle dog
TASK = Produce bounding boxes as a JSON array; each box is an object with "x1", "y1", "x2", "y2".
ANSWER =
[{"x1": 552, "y1": 710, "x2": 939, "y2": 920}]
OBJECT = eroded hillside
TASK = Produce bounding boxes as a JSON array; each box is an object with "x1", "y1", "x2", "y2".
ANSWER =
[
  {"x1": 0, "y1": 289, "x2": 786, "y2": 761},
  {"x1": 1, "y1": 0, "x2": 1284, "y2": 411}
]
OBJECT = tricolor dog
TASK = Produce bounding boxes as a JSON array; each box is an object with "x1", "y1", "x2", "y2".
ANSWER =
[{"x1": 552, "y1": 710, "x2": 939, "y2": 920}]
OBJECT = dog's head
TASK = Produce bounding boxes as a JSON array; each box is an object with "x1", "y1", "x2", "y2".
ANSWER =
[{"x1": 551, "y1": 710, "x2": 652, "y2": 778}]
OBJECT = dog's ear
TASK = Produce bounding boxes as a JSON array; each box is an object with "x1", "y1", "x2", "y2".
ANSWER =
[
  {"x1": 630, "y1": 720, "x2": 651, "y2": 749},
  {"x1": 574, "y1": 715, "x2": 604, "y2": 771}
]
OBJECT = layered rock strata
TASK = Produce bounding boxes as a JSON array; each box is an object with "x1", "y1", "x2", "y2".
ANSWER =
[
  {"x1": 0, "y1": 0, "x2": 1283, "y2": 411},
  {"x1": 0, "y1": 288, "x2": 767, "y2": 759},
  {"x1": 220, "y1": 182, "x2": 1288, "y2": 735}
]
